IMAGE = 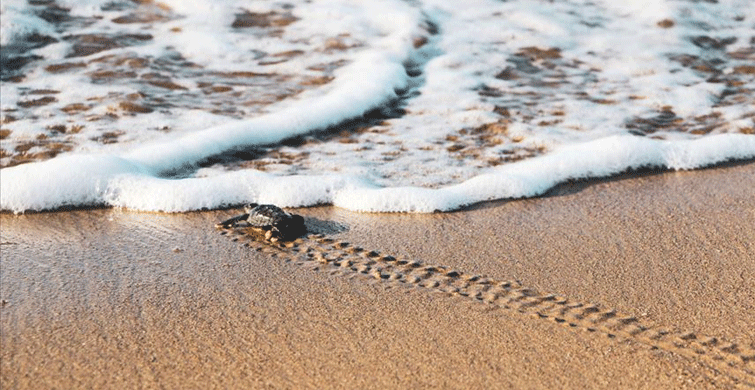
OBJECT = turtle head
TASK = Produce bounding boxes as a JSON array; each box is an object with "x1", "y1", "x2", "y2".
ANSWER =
[{"x1": 273, "y1": 214, "x2": 306, "y2": 239}]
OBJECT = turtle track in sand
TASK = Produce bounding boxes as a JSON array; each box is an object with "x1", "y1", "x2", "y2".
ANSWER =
[{"x1": 218, "y1": 227, "x2": 755, "y2": 387}]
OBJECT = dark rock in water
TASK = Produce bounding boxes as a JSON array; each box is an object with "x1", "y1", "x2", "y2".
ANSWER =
[{"x1": 216, "y1": 203, "x2": 306, "y2": 242}]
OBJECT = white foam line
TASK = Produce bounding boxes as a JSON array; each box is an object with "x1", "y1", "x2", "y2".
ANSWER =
[
  {"x1": 332, "y1": 134, "x2": 755, "y2": 212},
  {"x1": 5, "y1": 133, "x2": 751, "y2": 213}
]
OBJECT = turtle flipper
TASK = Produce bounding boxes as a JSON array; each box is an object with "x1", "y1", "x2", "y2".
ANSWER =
[{"x1": 216, "y1": 213, "x2": 250, "y2": 229}]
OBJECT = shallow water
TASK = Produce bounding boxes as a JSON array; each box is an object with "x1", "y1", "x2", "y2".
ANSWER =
[{"x1": 1, "y1": 0, "x2": 754, "y2": 213}]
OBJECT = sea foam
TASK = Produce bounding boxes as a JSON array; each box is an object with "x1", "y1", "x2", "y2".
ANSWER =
[
  {"x1": 3, "y1": 134, "x2": 753, "y2": 213},
  {"x1": 1, "y1": 0, "x2": 754, "y2": 213}
]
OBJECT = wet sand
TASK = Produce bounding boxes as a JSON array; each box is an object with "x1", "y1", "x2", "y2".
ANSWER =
[{"x1": 1, "y1": 163, "x2": 754, "y2": 389}]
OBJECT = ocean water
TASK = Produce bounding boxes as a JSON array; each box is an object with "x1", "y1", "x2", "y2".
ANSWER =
[{"x1": 1, "y1": 0, "x2": 754, "y2": 213}]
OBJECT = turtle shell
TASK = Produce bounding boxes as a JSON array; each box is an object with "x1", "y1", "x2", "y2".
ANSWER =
[{"x1": 244, "y1": 204, "x2": 291, "y2": 228}]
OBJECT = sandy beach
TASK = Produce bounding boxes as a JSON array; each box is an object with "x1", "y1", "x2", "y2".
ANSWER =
[
  {"x1": 3, "y1": 1, "x2": 754, "y2": 388},
  {"x1": 1, "y1": 162, "x2": 754, "y2": 389}
]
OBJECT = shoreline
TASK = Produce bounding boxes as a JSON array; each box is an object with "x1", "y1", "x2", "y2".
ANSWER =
[
  {"x1": 2, "y1": 163, "x2": 754, "y2": 388},
  {"x1": 3, "y1": 156, "x2": 754, "y2": 216}
]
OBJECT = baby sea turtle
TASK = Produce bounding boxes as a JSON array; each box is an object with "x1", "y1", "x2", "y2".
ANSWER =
[{"x1": 216, "y1": 203, "x2": 306, "y2": 242}]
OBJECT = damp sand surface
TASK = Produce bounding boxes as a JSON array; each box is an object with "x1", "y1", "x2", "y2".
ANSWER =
[{"x1": 1, "y1": 163, "x2": 754, "y2": 389}]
